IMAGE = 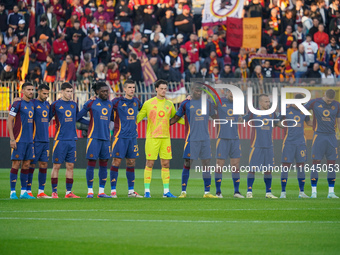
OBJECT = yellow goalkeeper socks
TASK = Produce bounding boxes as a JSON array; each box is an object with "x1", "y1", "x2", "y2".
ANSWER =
[
  {"x1": 144, "y1": 166, "x2": 152, "y2": 192},
  {"x1": 161, "y1": 168, "x2": 170, "y2": 193}
]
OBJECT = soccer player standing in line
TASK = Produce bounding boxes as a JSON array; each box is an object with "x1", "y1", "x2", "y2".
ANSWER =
[
  {"x1": 215, "y1": 89, "x2": 244, "y2": 198},
  {"x1": 28, "y1": 84, "x2": 52, "y2": 198},
  {"x1": 49, "y1": 82, "x2": 89, "y2": 198},
  {"x1": 110, "y1": 80, "x2": 143, "y2": 198},
  {"x1": 170, "y1": 85, "x2": 218, "y2": 198},
  {"x1": 137, "y1": 80, "x2": 184, "y2": 198},
  {"x1": 244, "y1": 94, "x2": 280, "y2": 199},
  {"x1": 7, "y1": 82, "x2": 35, "y2": 199},
  {"x1": 77, "y1": 82, "x2": 113, "y2": 198},
  {"x1": 304, "y1": 89, "x2": 340, "y2": 198},
  {"x1": 280, "y1": 94, "x2": 312, "y2": 199}
]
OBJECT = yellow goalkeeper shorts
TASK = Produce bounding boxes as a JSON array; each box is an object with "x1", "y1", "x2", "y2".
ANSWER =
[{"x1": 145, "y1": 138, "x2": 172, "y2": 160}]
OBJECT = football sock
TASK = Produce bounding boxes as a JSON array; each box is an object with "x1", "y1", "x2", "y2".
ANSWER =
[
  {"x1": 264, "y1": 174, "x2": 272, "y2": 193},
  {"x1": 110, "y1": 166, "x2": 119, "y2": 192},
  {"x1": 203, "y1": 170, "x2": 211, "y2": 193},
  {"x1": 66, "y1": 178, "x2": 73, "y2": 192},
  {"x1": 144, "y1": 166, "x2": 152, "y2": 192},
  {"x1": 327, "y1": 160, "x2": 336, "y2": 193},
  {"x1": 182, "y1": 165, "x2": 190, "y2": 192},
  {"x1": 51, "y1": 178, "x2": 58, "y2": 193},
  {"x1": 86, "y1": 160, "x2": 96, "y2": 189},
  {"x1": 247, "y1": 172, "x2": 255, "y2": 192},
  {"x1": 232, "y1": 171, "x2": 240, "y2": 193},
  {"x1": 296, "y1": 163, "x2": 305, "y2": 192},
  {"x1": 161, "y1": 168, "x2": 170, "y2": 193},
  {"x1": 99, "y1": 161, "x2": 108, "y2": 193},
  {"x1": 27, "y1": 167, "x2": 35, "y2": 191},
  {"x1": 311, "y1": 160, "x2": 320, "y2": 192},
  {"x1": 215, "y1": 171, "x2": 222, "y2": 194},
  {"x1": 20, "y1": 168, "x2": 29, "y2": 193},
  {"x1": 10, "y1": 168, "x2": 18, "y2": 191},
  {"x1": 281, "y1": 163, "x2": 290, "y2": 192},
  {"x1": 126, "y1": 167, "x2": 135, "y2": 192},
  {"x1": 38, "y1": 168, "x2": 47, "y2": 193}
]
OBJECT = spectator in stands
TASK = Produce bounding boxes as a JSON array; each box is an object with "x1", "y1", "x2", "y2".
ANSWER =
[
  {"x1": 106, "y1": 62, "x2": 120, "y2": 92},
  {"x1": 282, "y1": 10, "x2": 296, "y2": 32},
  {"x1": 287, "y1": 40, "x2": 298, "y2": 64},
  {"x1": 150, "y1": 25, "x2": 166, "y2": 45},
  {"x1": 262, "y1": 61, "x2": 274, "y2": 79},
  {"x1": 116, "y1": 0, "x2": 132, "y2": 32},
  {"x1": 127, "y1": 53, "x2": 143, "y2": 83},
  {"x1": 4, "y1": 27, "x2": 14, "y2": 45},
  {"x1": 266, "y1": 8, "x2": 281, "y2": 36},
  {"x1": 41, "y1": 4, "x2": 58, "y2": 32},
  {"x1": 326, "y1": 36, "x2": 339, "y2": 66},
  {"x1": 44, "y1": 54, "x2": 58, "y2": 83},
  {"x1": 291, "y1": 44, "x2": 309, "y2": 82},
  {"x1": 0, "y1": 64, "x2": 15, "y2": 81},
  {"x1": 53, "y1": 0, "x2": 65, "y2": 22},
  {"x1": 105, "y1": 22, "x2": 117, "y2": 44},
  {"x1": 175, "y1": 5, "x2": 194, "y2": 41},
  {"x1": 95, "y1": 63, "x2": 107, "y2": 82},
  {"x1": 83, "y1": 28, "x2": 98, "y2": 69},
  {"x1": 36, "y1": 17, "x2": 54, "y2": 45},
  {"x1": 8, "y1": 5, "x2": 23, "y2": 30},
  {"x1": 306, "y1": 63, "x2": 322, "y2": 84},
  {"x1": 0, "y1": 54, "x2": 7, "y2": 73},
  {"x1": 314, "y1": 23, "x2": 330, "y2": 46},
  {"x1": 30, "y1": 66, "x2": 43, "y2": 84},
  {"x1": 165, "y1": 47, "x2": 182, "y2": 71},
  {"x1": 279, "y1": 25, "x2": 295, "y2": 52},
  {"x1": 15, "y1": 20, "x2": 27, "y2": 41},
  {"x1": 28, "y1": 54, "x2": 40, "y2": 77},
  {"x1": 309, "y1": 18, "x2": 320, "y2": 38},
  {"x1": 245, "y1": 0, "x2": 264, "y2": 18},
  {"x1": 105, "y1": 0, "x2": 115, "y2": 22},
  {"x1": 302, "y1": 34, "x2": 318, "y2": 67},
  {"x1": 143, "y1": 5, "x2": 157, "y2": 35},
  {"x1": 53, "y1": 33, "x2": 69, "y2": 63},
  {"x1": 65, "y1": 54, "x2": 76, "y2": 82},
  {"x1": 32, "y1": 34, "x2": 52, "y2": 76},
  {"x1": 234, "y1": 60, "x2": 250, "y2": 80},
  {"x1": 98, "y1": 31, "x2": 112, "y2": 65},
  {"x1": 328, "y1": 0, "x2": 339, "y2": 20},
  {"x1": 36, "y1": 0, "x2": 45, "y2": 23},
  {"x1": 160, "y1": 9, "x2": 175, "y2": 45},
  {"x1": 292, "y1": 24, "x2": 305, "y2": 44},
  {"x1": 204, "y1": 51, "x2": 223, "y2": 74},
  {"x1": 67, "y1": 33, "x2": 82, "y2": 61},
  {"x1": 315, "y1": 43, "x2": 330, "y2": 72},
  {"x1": 66, "y1": 20, "x2": 85, "y2": 43},
  {"x1": 158, "y1": 62, "x2": 171, "y2": 81},
  {"x1": 220, "y1": 64, "x2": 234, "y2": 79},
  {"x1": 0, "y1": 3, "x2": 8, "y2": 34},
  {"x1": 56, "y1": 19, "x2": 66, "y2": 38},
  {"x1": 321, "y1": 67, "x2": 336, "y2": 85},
  {"x1": 94, "y1": 5, "x2": 110, "y2": 23},
  {"x1": 6, "y1": 45, "x2": 18, "y2": 70}
]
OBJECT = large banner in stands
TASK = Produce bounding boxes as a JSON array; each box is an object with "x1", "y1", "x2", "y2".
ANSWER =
[
  {"x1": 132, "y1": 0, "x2": 170, "y2": 5},
  {"x1": 226, "y1": 17, "x2": 262, "y2": 49},
  {"x1": 202, "y1": 0, "x2": 244, "y2": 26}
]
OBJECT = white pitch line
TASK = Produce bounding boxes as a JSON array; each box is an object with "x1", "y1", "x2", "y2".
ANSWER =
[
  {"x1": 0, "y1": 208, "x2": 339, "y2": 213},
  {"x1": 0, "y1": 217, "x2": 339, "y2": 224}
]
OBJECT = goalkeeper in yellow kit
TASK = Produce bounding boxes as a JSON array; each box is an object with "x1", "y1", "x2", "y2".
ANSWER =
[{"x1": 137, "y1": 80, "x2": 184, "y2": 198}]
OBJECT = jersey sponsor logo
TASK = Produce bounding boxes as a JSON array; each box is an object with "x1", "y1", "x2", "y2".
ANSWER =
[
  {"x1": 128, "y1": 108, "x2": 134, "y2": 115},
  {"x1": 65, "y1": 110, "x2": 72, "y2": 117},
  {"x1": 70, "y1": 104, "x2": 74, "y2": 109},
  {"x1": 37, "y1": 105, "x2": 41, "y2": 109},
  {"x1": 122, "y1": 103, "x2": 127, "y2": 106},
  {"x1": 59, "y1": 106, "x2": 64, "y2": 109},
  {"x1": 158, "y1": 110, "x2": 165, "y2": 118},
  {"x1": 196, "y1": 109, "x2": 202, "y2": 116},
  {"x1": 227, "y1": 109, "x2": 233, "y2": 116},
  {"x1": 263, "y1": 118, "x2": 269, "y2": 125},
  {"x1": 323, "y1": 110, "x2": 330, "y2": 117},
  {"x1": 42, "y1": 110, "x2": 48, "y2": 117},
  {"x1": 294, "y1": 116, "x2": 300, "y2": 122},
  {"x1": 28, "y1": 111, "x2": 33, "y2": 118},
  {"x1": 102, "y1": 108, "x2": 108, "y2": 115}
]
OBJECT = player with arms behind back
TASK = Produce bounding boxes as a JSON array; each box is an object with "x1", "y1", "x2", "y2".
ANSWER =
[
  {"x1": 49, "y1": 82, "x2": 89, "y2": 198},
  {"x1": 304, "y1": 89, "x2": 340, "y2": 198},
  {"x1": 77, "y1": 82, "x2": 113, "y2": 198},
  {"x1": 280, "y1": 94, "x2": 312, "y2": 199},
  {"x1": 110, "y1": 80, "x2": 143, "y2": 198},
  {"x1": 137, "y1": 79, "x2": 184, "y2": 198},
  {"x1": 170, "y1": 84, "x2": 218, "y2": 198},
  {"x1": 7, "y1": 82, "x2": 35, "y2": 199}
]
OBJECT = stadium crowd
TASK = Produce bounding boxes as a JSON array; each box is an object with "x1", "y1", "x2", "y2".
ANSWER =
[{"x1": 0, "y1": 0, "x2": 340, "y2": 90}]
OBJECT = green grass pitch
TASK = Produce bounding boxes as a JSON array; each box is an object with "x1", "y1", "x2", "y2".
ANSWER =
[{"x1": 0, "y1": 169, "x2": 339, "y2": 255}]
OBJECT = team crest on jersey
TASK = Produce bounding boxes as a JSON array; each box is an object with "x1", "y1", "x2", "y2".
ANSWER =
[
  {"x1": 71, "y1": 104, "x2": 74, "y2": 109},
  {"x1": 32, "y1": 106, "x2": 34, "y2": 109},
  {"x1": 46, "y1": 105, "x2": 49, "y2": 109},
  {"x1": 108, "y1": 104, "x2": 111, "y2": 108},
  {"x1": 332, "y1": 106, "x2": 335, "y2": 110},
  {"x1": 166, "y1": 106, "x2": 169, "y2": 110},
  {"x1": 122, "y1": 103, "x2": 127, "y2": 106},
  {"x1": 37, "y1": 105, "x2": 41, "y2": 109},
  {"x1": 133, "y1": 102, "x2": 136, "y2": 106}
]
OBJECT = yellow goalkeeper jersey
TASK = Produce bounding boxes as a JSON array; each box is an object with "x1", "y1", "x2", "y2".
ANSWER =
[{"x1": 137, "y1": 97, "x2": 184, "y2": 138}]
